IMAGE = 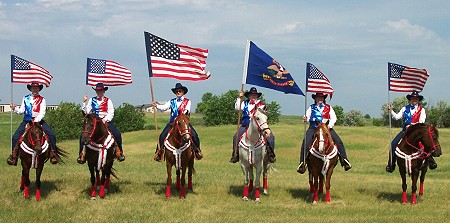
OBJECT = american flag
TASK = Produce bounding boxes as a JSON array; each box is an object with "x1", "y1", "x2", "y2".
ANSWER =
[
  {"x1": 306, "y1": 63, "x2": 334, "y2": 98},
  {"x1": 11, "y1": 55, "x2": 53, "y2": 87},
  {"x1": 144, "y1": 32, "x2": 211, "y2": 81},
  {"x1": 86, "y1": 58, "x2": 132, "y2": 86},
  {"x1": 388, "y1": 62, "x2": 429, "y2": 92}
]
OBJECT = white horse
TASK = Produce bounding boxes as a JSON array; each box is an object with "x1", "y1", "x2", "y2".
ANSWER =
[{"x1": 239, "y1": 108, "x2": 272, "y2": 203}]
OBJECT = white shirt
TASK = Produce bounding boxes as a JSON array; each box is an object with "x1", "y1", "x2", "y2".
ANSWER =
[
  {"x1": 15, "y1": 93, "x2": 46, "y2": 123},
  {"x1": 234, "y1": 98, "x2": 264, "y2": 111},
  {"x1": 156, "y1": 96, "x2": 191, "y2": 114},
  {"x1": 391, "y1": 105, "x2": 426, "y2": 124},
  {"x1": 305, "y1": 104, "x2": 337, "y2": 129}
]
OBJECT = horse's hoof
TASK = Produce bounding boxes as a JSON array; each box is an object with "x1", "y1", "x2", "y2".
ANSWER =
[
  {"x1": 312, "y1": 201, "x2": 318, "y2": 205},
  {"x1": 242, "y1": 196, "x2": 248, "y2": 201},
  {"x1": 263, "y1": 189, "x2": 268, "y2": 195},
  {"x1": 90, "y1": 196, "x2": 96, "y2": 200},
  {"x1": 255, "y1": 198, "x2": 261, "y2": 203}
]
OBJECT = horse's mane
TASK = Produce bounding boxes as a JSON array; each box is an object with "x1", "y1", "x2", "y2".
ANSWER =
[{"x1": 405, "y1": 123, "x2": 428, "y2": 135}]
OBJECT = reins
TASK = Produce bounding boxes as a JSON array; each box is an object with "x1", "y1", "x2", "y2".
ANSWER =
[
  {"x1": 82, "y1": 114, "x2": 107, "y2": 143},
  {"x1": 404, "y1": 125, "x2": 440, "y2": 157}
]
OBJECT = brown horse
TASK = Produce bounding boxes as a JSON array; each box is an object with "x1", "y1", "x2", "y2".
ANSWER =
[
  {"x1": 163, "y1": 113, "x2": 195, "y2": 199},
  {"x1": 81, "y1": 114, "x2": 116, "y2": 199},
  {"x1": 18, "y1": 122, "x2": 65, "y2": 200},
  {"x1": 395, "y1": 123, "x2": 441, "y2": 204},
  {"x1": 307, "y1": 123, "x2": 338, "y2": 203}
]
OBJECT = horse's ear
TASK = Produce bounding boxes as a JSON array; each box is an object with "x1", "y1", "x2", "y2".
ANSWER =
[
  {"x1": 257, "y1": 107, "x2": 267, "y2": 115},
  {"x1": 82, "y1": 110, "x2": 86, "y2": 116}
]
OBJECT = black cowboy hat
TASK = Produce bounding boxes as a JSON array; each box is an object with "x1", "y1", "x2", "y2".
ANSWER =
[
  {"x1": 92, "y1": 83, "x2": 108, "y2": 91},
  {"x1": 244, "y1": 87, "x2": 262, "y2": 98},
  {"x1": 171, "y1": 83, "x2": 188, "y2": 94},
  {"x1": 406, "y1": 90, "x2": 424, "y2": 101},
  {"x1": 27, "y1": 82, "x2": 43, "y2": 91},
  {"x1": 311, "y1": 92, "x2": 328, "y2": 100}
]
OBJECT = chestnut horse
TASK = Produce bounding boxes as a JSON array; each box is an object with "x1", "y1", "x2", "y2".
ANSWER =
[
  {"x1": 81, "y1": 114, "x2": 116, "y2": 199},
  {"x1": 307, "y1": 123, "x2": 338, "y2": 203},
  {"x1": 163, "y1": 113, "x2": 195, "y2": 199},
  {"x1": 395, "y1": 123, "x2": 441, "y2": 204},
  {"x1": 18, "y1": 122, "x2": 65, "y2": 200},
  {"x1": 239, "y1": 108, "x2": 271, "y2": 203}
]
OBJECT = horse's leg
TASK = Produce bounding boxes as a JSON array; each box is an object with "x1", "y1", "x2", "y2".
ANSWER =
[
  {"x1": 419, "y1": 166, "x2": 427, "y2": 197},
  {"x1": 308, "y1": 171, "x2": 314, "y2": 199},
  {"x1": 263, "y1": 160, "x2": 269, "y2": 195},
  {"x1": 176, "y1": 169, "x2": 181, "y2": 191},
  {"x1": 35, "y1": 159, "x2": 45, "y2": 201},
  {"x1": 99, "y1": 170, "x2": 106, "y2": 198},
  {"x1": 180, "y1": 166, "x2": 187, "y2": 199},
  {"x1": 89, "y1": 163, "x2": 96, "y2": 199},
  {"x1": 187, "y1": 158, "x2": 194, "y2": 191},
  {"x1": 318, "y1": 174, "x2": 324, "y2": 194},
  {"x1": 240, "y1": 153, "x2": 249, "y2": 201},
  {"x1": 96, "y1": 169, "x2": 101, "y2": 190},
  {"x1": 248, "y1": 163, "x2": 254, "y2": 193},
  {"x1": 400, "y1": 168, "x2": 408, "y2": 203},
  {"x1": 166, "y1": 161, "x2": 172, "y2": 198},
  {"x1": 313, "y1": 174, "x2": 319, "y2": 203},
  {"x1": 21, "y1": 159, "x2": 31, "y2": 199},
  {"x1": 254, "y1": 160, "x2": 263, "y2": 203},
  {"x1": 411, "y1": 171, "x2": 419, "y2": 204},
  {"x1": 324, "y1": 167, "x2": 335, "y2": 203}
]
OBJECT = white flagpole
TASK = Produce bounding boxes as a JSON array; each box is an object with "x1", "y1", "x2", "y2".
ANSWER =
[
  {"x1": 388, "y1": 88, "x2": 393, "y2": 167},
  {"x1": 234, "y1": 40, "x2": 250, "y2": 153},
  {"x1": 10, "y1": 82, "x2": 13, "y2": 150},
  {"x1": 302, "y1": 63, "x2": 309, "y2": 165}
]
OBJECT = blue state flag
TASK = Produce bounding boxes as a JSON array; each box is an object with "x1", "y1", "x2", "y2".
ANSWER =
[{"x1": 245, "y1": 41, "x2": 304, "y2": 96}]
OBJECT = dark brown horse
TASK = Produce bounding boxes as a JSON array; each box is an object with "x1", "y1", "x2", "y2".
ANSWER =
[
  {"x1": 81, "y1": 114, "x2": 116, "y2": 199},
  {"x1": 18, "y1": 122, "x2": 65, "y2": 200},
  {"x1": 163, "y1": 113, "x2": 195, "y2": 199},
  {"x1": 307, "y1": 123, "x2": 338, "y2": 203},
  {"x1": 395, "y1": 123, "x2": 441, "y2": 204}
]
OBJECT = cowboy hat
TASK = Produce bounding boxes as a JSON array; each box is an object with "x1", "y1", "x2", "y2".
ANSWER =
[
  {"x1": 312, "y1": 92, "x2": 328, "y2": 100},
  {"x1": 27, "y1": 82, "x2": 43, "y2": 91},
  {"x1": 406, "y1": 90, "x2": 424, "y2": 101},
  {"x1": 171, "y1": 83, "x2": 188, "y2": 94},
  {"x1": 92, "y1": 83, "x2": 108, "y2": 91},
  {"x1": 244, "y1": 87, "x2": 262, "y2": 98}
]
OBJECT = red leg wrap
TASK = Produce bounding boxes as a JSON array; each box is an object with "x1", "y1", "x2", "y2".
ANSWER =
[
  {"x1": 180, "y1": 185, "x2": 186, "y2": 199},
  {"x1": 24, "y1": 186, "x2": 29, "y2": 199},
  {"x1": 90, "y1": 185, "x2": 96, "y2": 197},
  {"x1": 176, "y1": 176, "x2": 181, "y2": 190},
  {"x1": 99, "y1": 185, "x2": 105, "y2": 198},
  {"x1": 325, "y1": 190, "x2": 330, "y2": 202},
  {"x1": 243, "y1": 186, "x2": 249, "y2": 197},
  {"x1": 419, "y1": 183, "x2": 424, "y2": 197},
  {"x1": 402, "y1": 191, "x2": 407, "y2": 203},
  {"x1": 36, "y1": 189, "x2": 41, "y2": 201},
  {"x1": 263, "y1": 177, "x2": 268, "y2": 190},
  {"x1": 166, "y1": 185, "x2": 171, "y2": 198},
  {"x1": 411, "y1": 192, "x2": 417, "y2": 204},
  {"x1": 313, "y1": 189, "x2": 319, "y2": 202},
  {"x1": 255, "y1": 188, "x2": 260, "y2": 199}
]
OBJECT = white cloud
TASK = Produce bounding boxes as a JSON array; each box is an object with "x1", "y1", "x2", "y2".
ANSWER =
[{"x1": 377, "y1": 19, "x2": 436, "y2": 40}]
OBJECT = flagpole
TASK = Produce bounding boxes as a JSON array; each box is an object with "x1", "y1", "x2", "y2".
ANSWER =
[
  {"x1": 302, "y1": 63, "x2": 309, "y2": 165},
  {"x1": 10, "y1": 82, "x2": 13, "y2": 150},
  {"x1": 149, "y1": 77, "x2": 160, "y2": 151},
  {"x1": 234, "y1": 40, "x2": 251, "y2": 154},
  {"x1": 388, "y1": 88, "x2": 393, "y2": 167}
]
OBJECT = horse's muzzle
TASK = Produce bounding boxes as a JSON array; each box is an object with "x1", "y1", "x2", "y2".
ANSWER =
[{"x1": 432, "y1": 147, "x2": 442, "y2": 157}]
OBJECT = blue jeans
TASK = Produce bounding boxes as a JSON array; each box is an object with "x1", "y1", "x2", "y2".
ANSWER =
[{"x1": 389, "y1": 130, "x2": 405, "y2": 165}]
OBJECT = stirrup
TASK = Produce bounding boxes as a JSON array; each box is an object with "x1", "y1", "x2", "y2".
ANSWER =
[
  {"x1": 117, "y1": 153, "x2": 125, "y2": 162},
  {"x1": 385, "y1": 164, "x2": 395, "y2": 173}
]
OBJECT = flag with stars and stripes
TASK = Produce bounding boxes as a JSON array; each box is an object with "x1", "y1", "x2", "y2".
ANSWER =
[
  {"x1": 388, "y1": 62, "x2": 429, "y2": 92},
  {"x1": 144, "y1": 32, "x2": 211, "y2": 81},
  {"x1": 306, "y1": 63, "x2": 334, "y2": 98},
  {"x1": 86, "y1": 58, "x2": 132, "y2": 86},
  {"x1": 11, "y1": 55, "x2": 53, "y2": 87}
]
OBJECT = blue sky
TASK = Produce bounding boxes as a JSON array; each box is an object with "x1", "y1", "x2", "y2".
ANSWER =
[{"x1": 1, "y1": 0, "x2": 449, "y2": 117}]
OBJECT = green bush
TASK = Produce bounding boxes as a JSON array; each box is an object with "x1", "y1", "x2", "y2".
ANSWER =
[
  {"x1": 113, "y1": 103, "x2": 145, "y2": 132},
  {"x1": 46, "y1": 102, "x2": 83, "y2": 141}
]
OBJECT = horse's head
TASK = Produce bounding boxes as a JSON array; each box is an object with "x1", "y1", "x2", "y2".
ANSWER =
[
  {"x1": 313, "y1": 123, "x2": 333, "y2": 154},
  {"x1": 81, "y1": 114, "x2": 108, "y2": 145},
  {"x1": 26, "y1": 122, "x2": 46, "y2": 155},
  {"x1": 174, "y1": 113, "x2": 191, "y2": 143},
  {"x1": 251, "y1": 108, "x2": 271, "y2": 139},
  {"x1": 405, "y1": 123, "x2": 441, "y2": 157}
]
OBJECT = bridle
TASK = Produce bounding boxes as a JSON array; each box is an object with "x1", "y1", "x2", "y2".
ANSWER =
[
  {"x1": 170, "y1": 115, "x2": 191, "y2": 145},
  {"x1": 82, "y1": 114, "x2": 106, "y2": 143},
  {"x1": 404, "y1": 125, "x2": 440, "y2": 157},
  {"x1": 245, "y1": 110, "x2": 270, "y2": 143},
  {"x1": 27, "y1": 122, "x2": 46, "y2": 148},
  {"x1": 312, "y1": 125, "x2": 334, "y2": 154}
]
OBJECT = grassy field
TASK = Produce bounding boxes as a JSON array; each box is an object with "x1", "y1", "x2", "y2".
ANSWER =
[{"x1": 0, "y1": 113, "x2": 449, "y2": 223}]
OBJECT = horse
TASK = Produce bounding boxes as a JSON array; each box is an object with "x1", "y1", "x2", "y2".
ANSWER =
[
  {"x1": 18, "y1": 122, "x2": 65, "y2": 200},
  {"x1": 239, "y1": 107, "x2": 271, "y2": 203},
  {"x1": 307, "y1": 123, "x2": 339, "y2": 203},
  {"x1": 163, "y1": 113, "x2": 195, "y2": 199},
  {"x1": 80, "y1": 113, "x2": 117, "y2": 199},
  {"x1": 395, "y1": 123, "x2": 441, "y2": 204}
]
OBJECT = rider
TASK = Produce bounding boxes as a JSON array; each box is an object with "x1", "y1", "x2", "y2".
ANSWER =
[
  {"x1": 7, "y1": 82, "x2": 58, "y2": 165},
  {"x1": 152, "y1": 83, "x2": 203, "y2": 162},
  {"x1": 77, "y1": 83, "x2": 125, "y2": 164},
  {"x1": 386, "y1": 90, "x2": 437, "y2": 173},
  {"x1": 229, "y1": 87, "x2": 276, "y2": 164},
  {"x1": 297, "y1": 92, "x2": 352, "y2": 174}
]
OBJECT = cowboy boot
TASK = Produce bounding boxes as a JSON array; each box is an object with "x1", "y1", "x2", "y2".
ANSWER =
[
  {"x1": 7, "y1": 146, "x2": 19, "y2": 166},
  {"x1": 297, "y1": 162, "x2": 307, "y2": 174},
  {"x1": 153, "y1": 145, "x2": 164, "y2": 162},
  {"x1": 49, "y1": 149, "x2": 58, "y2": 164},
  {"x1": 266, "y1": 145, "x2": 276, "y2": 163},
  {"x1": 385, "y1": 155, "x2": 396, "y2": 173},
  {"x1": 229, "y1": 146, "x2": 239, "y2": 163},
  {"x1": 428, "y1": 157, "x2": 437, "y2": 170},
  {"x1": 339, "y1": 156, "x2": 352, "y2": 171},
  {"x1": 115, "y1": 146, "x2": 125, "y2": 162},
  {"x1": 193, "y1": 147, "x2": 203, "y2": 160}
]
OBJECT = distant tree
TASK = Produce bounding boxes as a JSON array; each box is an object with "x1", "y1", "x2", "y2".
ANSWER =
[
  {"x1": 266, "y1": 101, "x2": 281, "y2": 124},
  {"x1": 372, "y1": 118, "x2": 384, "y2": 126},
  {"x1": 427, "y1": 100, "x2": 448, "y2": 127},
  {"x1": 344, "y1": 110, "x2": 364, "y2": 126},
  {"x1": 444, "y1": 107, "x2": 450, "y2": 127},
  {"x1": 333, "y1": 105, "x2": 345, "y2": 126},
  {"x1": 113, "y1": 103, "x2": 146, "y2": 132},
  {"x1": 364, "y1": 114, "x2": 371, "y2": 119},
  {"x1": 46, "y1": 102, "x2": 83, "y2": 140},
  {"x1": 195, "y1": 92, "x2": 214, "y2": 113}
]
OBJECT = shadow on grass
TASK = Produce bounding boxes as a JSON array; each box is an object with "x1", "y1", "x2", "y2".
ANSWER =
[
  {"x1": 376, "y1": 191, "x2": 404, "y2": 203},
  {"x1": 144, "y1": 181, "x2": 198, "y2": 197},
  {"x1": 80, "y1": 180, "x2": 131, "y2": 196},
  {"x1": 287, "y1": 187, "x2": 311, "y2": 201}
]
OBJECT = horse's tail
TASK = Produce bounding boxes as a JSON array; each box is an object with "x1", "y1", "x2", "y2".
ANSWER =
[
  {"x1": 110, "y1": 166, "x2": 119, "y2": 179},
  {"x1": 53, "y1": 145, "x2": 69, "y2": 164}
]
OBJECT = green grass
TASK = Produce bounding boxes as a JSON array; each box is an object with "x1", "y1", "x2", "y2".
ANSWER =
[{"x1": 1, "y1": 113, "x2": 449, "y2": 222}]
